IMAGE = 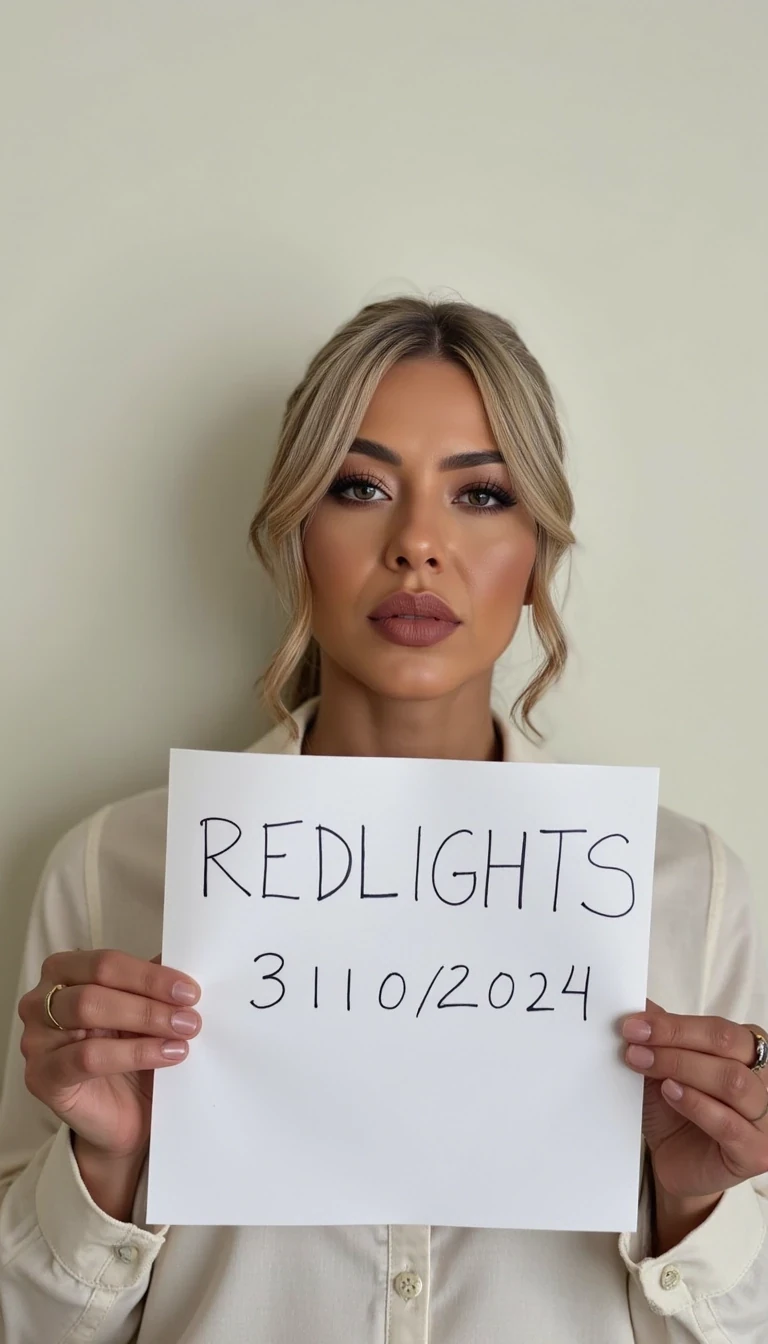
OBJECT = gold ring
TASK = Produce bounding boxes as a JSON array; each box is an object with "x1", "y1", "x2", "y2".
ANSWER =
[
  {"x1": 44, "y1": 983, "x2": 67, "y2": 1031},
  {"x1": 750, "y1": 1030, "x2": 768, "y2": 1073}
]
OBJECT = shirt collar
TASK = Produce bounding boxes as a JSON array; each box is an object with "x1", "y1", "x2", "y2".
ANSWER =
[{"x1": 246, "y1": 697, "x2": 551, "y2": 763}]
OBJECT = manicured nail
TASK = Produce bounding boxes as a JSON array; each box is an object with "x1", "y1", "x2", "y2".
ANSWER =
[
  {"x1": 626, "y1": 1045, "x2": 655, "y2": 1068},
  {"x1": 170, "y1": 1010, "x2": 199, "y2": 1036},
  {"x1": 623, "y1": 1017, "x2": 652, "y2": 1042},
  {"x1": 662, "y1": 1079, "x2": 684, "y2": 1101},
  {"x1": 171, "y1": 981, "x2": 200, "y2": 1005},
  {"x1": 161, "y1": 1040, "x2": 188, "y2": 1060}
]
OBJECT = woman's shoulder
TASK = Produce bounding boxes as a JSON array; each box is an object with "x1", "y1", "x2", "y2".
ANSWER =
[
  {"x1": 652, "y1": 802, "x2": 750, "y2": 918},
  {"x1": 35, "y1": 712, "x2": 299, "y2": 959},
  {"x1": 654, "y1": 802, "x2": 720, "y2": 885},
  {"x1": 48, "y1": 784, "x2": 171, "y2": 959}
]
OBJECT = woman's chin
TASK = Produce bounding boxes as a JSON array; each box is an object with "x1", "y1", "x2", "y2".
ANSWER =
[{"x1": 354, "y1": 660, "x2": 477, "y2": 703}]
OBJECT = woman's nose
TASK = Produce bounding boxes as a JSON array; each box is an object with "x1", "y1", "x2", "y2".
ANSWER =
[{"x1": 382, "y1": 502, "x2": 445, "y2": 573}]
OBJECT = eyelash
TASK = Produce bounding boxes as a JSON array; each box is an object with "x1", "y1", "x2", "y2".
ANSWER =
[{"x1": 327, "y1": 472, "x2": 518, "y2": 513}]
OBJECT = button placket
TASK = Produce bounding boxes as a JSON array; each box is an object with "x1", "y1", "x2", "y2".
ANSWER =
[{"x1": 387, "y1": 1226, "x2": 430, "y2": 1344}]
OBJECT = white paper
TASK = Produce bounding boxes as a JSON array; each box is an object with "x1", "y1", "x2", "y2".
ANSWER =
[{"x1": 147, "y1": 750, "x2": 659, "y2": 1231}]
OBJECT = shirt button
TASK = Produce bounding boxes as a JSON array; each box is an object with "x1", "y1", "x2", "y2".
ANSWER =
[
  {"x1": 660, "y1": 1264, "x2": 681, "y2": 1290},
  {"x1": 393, "y1": 1270, "x2": 423, "y2": 1301},
  {"x1": 116, "y1": 1245, "x2": 139, "y2": 1264}
]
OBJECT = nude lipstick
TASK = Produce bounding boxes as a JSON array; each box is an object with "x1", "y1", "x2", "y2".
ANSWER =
[{"x1": 368, "y1": 591, "x2": 461, "y2": 647}]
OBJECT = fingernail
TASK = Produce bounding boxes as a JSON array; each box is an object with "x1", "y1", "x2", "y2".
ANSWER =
[
  {"x1": 662, "y1": 1079, "x2": 684, "y2": 1101},
  {"x1": 170, "y1": 1010, "x2": 199, "y2": 1036},
  {"x1": 626, "y1": 1044, "x2": 655, "y2": 1068},
  {"x1": 171, "y1": 981, "x2": 200, "y2": 1005},
  {"x1": 623, "y1": 1017, "x2": 652, "y2": 1042},
  {"x1": 161, "y1": 1040, "x2": 188, "y2": 1060}
]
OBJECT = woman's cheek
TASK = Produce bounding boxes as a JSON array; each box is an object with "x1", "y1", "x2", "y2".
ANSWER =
[
  {"x1": 305, "y1": 511, "x2": 374, "y2": 613},
  {"x1": 469, "y1": 532, "x2": 533, "y2": 592},
  {"x1": 467, "y1": 549, "x2": 535, "y2": 640}
]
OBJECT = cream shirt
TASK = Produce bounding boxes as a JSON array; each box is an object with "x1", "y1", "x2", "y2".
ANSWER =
[{"x1": 1, "y1": 701, "x2": 767, "y2": 1344}]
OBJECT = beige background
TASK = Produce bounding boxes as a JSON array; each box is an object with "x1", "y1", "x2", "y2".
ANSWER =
[{"x1": 1, "y1": 1, "x2": 766, "y2": 1042}]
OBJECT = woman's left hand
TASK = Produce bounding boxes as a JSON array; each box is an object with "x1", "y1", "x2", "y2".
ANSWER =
[{"x1": 622, "y1": 1000, "x2": 768, "y2": 1200}]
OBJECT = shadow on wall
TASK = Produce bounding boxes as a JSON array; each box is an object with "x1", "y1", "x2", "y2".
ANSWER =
[
  {"x1": 177, "y1": 388, "x2": 287, "y2": 748},
  {"x1": 2, "y1": 388, "x2": 286, "y2": 1026}
]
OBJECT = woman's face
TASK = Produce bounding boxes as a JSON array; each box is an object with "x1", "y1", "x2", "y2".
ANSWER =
[{"x1": 303, "y1": 356, "x2": 537, "y2": 702}]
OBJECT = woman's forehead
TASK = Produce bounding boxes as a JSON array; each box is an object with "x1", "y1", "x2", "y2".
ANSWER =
[{"x1": 355, "y1": 358, "x2": 497, "y2": 457}]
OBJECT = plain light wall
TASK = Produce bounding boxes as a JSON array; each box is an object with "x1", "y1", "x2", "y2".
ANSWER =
[{"x1": 2, "y1": 1, "x2": 767, "y2": 1041}]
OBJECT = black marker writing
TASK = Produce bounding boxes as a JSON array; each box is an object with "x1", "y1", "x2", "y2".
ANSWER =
[
  {"x1": 316, "y1": 826, "x2": 353, "y2": 901},
  {"x1": 432, "y1": 830, "x2": 476, "y2": 905},
  {"x1": 378, "y1": 972, "x2": 407, "y2": 1009},
  {"x1": 527, "y1": 971, "x2": 554, "y2": 1011},
  {"x1": 200, "y1": 817, "x2": 251, "y2": 898},
  {"x1": 488, "y1": 972, "x2": 515, "y2": 1008},
  {"x1": 360, "y1": 824, "x2": 398, "y2": 899},
  {"x1": 250, "y1": 952, "x2": 286, "y2": 1008},
  {"x1": 436, "y1": 964, "x2": 479, "y2": 1009},
  {"x1": 416, "y1": 964, "x2": 444, "y2": 1017},
  {"x1": 582, "y1": 833, "x2": 635, "y2": 918},
  {"x1": 413, "y1": 825, "x2": 423, "y2": 901},
  {"x1": 562, "y1": 963, "x2": 591, "y2": 1020},
  {"x1": 262, "y1": 820, "x2": 303, "y2": 900},
  {"x1": 484, "y1": 828, "x2": 528, "y2": 909},
  {"x1": 250, "y1": 956, "x2": 592, "y2": 1020},
  {"x1": 539, "y1": 829, "x2": 588, "y2": 912},
  {"x1": 198, "y1": 818, "x2": 640, "y2": 915}
]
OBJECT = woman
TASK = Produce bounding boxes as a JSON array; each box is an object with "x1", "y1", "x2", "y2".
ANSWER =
[{"x1": 1, "y1": 296, "x2": 766, "y2": 1343}]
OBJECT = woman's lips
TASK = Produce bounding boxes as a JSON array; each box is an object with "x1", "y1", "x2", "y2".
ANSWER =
[{"x1": 368, "y1": 591, "x2": 461, "y2": 648}]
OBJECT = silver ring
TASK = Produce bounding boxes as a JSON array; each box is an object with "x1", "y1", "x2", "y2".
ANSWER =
[
  {"x1": 750, "y1": 1031, "x2": 768, "y2": 1073},
  {"x1": 44, "y1": 983, "x2": 67, "y2": 1031}
]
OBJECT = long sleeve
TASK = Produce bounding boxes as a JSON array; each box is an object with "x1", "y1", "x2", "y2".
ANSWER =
[
  {"x1": 619, "y1": 828, "x2": 768, "y2": 1342},
  {"x1": 0, "y1": 812, "x2": 166, "y2": 1344}
]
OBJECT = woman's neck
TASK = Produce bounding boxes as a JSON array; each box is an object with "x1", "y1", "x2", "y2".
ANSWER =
[{"x1": 302, "y1": 663, "x2": 500, "y2": 762}]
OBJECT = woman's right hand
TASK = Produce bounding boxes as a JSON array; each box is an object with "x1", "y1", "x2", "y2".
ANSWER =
[{"x1": 18, "y1": 950, "x2": 202, "y2": 1162}]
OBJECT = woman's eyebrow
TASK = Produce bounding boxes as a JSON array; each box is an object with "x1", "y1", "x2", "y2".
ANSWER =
[
  {"x1": 349, "y1": 437, "x2": 401, "y2": 465},
  {"x1": 440, "y1": 449, "x2": 505, "y2": 471},
  {"x1": 349, "y1": 437, "x2": 505, "y2": 471}
]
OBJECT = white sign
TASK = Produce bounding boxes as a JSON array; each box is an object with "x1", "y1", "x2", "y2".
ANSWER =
[{"x1": 147, "y1": 749, "x2": 659, "y2": 1231}]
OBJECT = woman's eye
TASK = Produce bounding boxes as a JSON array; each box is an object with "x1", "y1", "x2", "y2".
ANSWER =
[
  {"x1": 346, "y1": 482, "x2": 381, "y2": 502},
  {"x1": 457, "y1": 484, "x2": 516, "y2": 510},
  {"x1": 328, "y1": 475, "x2": 388, "y2": 504}
]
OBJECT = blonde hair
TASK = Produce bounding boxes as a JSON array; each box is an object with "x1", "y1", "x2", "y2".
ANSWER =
[{"x1": 250, "y1": 296, "x2": 575, "y2": 740}]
